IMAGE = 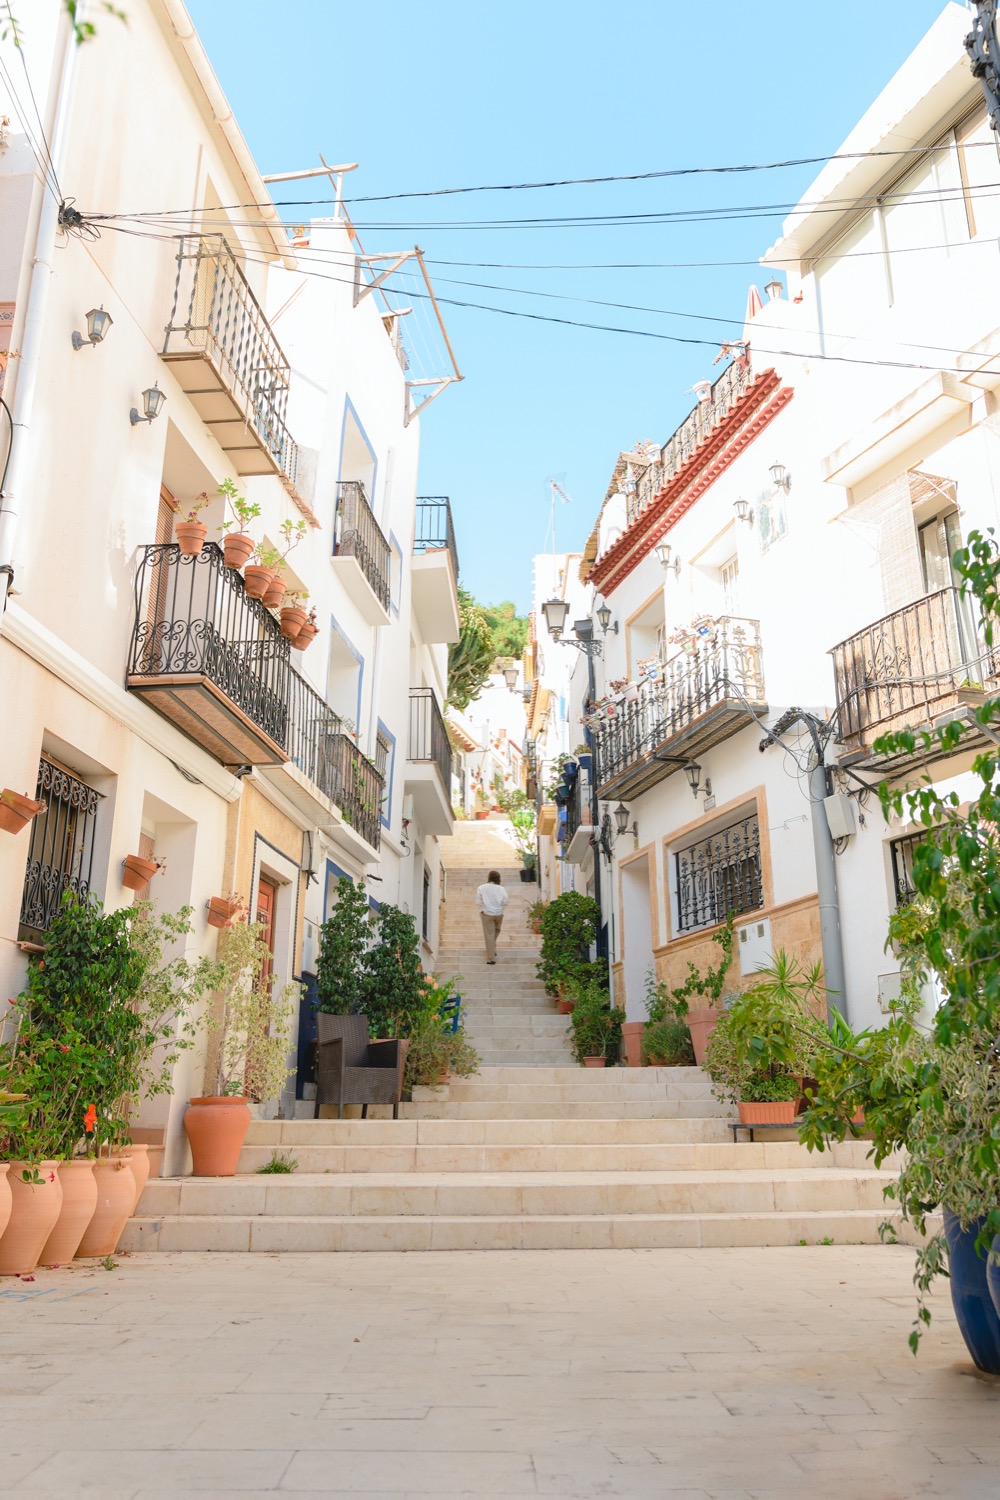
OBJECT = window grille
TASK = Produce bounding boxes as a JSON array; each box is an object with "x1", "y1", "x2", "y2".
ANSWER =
[
  {"x1": 889, "y1": 831, "x2": 927, "y2": 909},
  {"x1": 675, "y1": 813, "x2": 762, "y2": 933},
  {"x1": 375, "y1": 730, "x2": 392, "y2": 779},
  {"x1": 19, "y1": 758, "x2": 103, "y2": 938}
]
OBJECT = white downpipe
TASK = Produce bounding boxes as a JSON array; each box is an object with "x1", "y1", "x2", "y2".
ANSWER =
[{"x1": 0, "y1": 7, "x2": 83, "y2": 607}]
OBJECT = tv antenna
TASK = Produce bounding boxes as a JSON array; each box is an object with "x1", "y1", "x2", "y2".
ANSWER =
[{"x1": 545, "y1": 477, "x2": 572, "y2": 553}]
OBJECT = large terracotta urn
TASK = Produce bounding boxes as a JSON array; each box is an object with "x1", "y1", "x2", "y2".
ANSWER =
[
  {"x1": 76, "y1": 1157, "x2": 135, "y2": 1258},
  {"x1": 119, "y1": 1143, "x2": 150, "y2": 1210},
  {"x1": 0, "y1": 1162, "x2": 63, "y2": 1275},
  {"x1": 622, "y1": 1021, "x2": 646, "y2": 1067},
  {"x1": 184, "y1": 1096, "x2": 252, "y2": 1177},
  {"x1": 687, "y1": 1007, "x2": 720, "y2": 1066},
  {"x1": 0, "y1": 1165, "x2": 11, "y2": 1241},
  {"x1": 39, "y1": 1160, "x2": 98, "y2": 1266}
]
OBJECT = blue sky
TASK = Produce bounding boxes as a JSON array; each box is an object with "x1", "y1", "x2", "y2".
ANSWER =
[{"x1": 189, "y1": 0, "x2": 954, "y2": 610}]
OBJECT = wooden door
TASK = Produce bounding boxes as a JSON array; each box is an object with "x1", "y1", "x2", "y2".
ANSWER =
[{"x1": 246, "y1": 875, "x2": 279, "y2": 1103}]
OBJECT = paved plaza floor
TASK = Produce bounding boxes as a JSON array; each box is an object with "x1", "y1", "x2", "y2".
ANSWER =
[{"x1": 1, "y1": 1245, "x2": 998, "y2": 1499}]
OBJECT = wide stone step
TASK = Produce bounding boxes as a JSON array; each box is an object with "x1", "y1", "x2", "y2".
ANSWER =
[
  {"x1": 400, "y1": 1100, "x2": 731, "y2": 1119},
  {"x1": 122, "y1": 1206, "x2": 917, "y2": 1254},
  {"x1": 245, "y1": 1117, "x2": 737, "y2": 1146},
  {"x1": 134, "y1": 1167, "x2": 895, "y2": 1222},
  {"x1": 236, "y1": 1139, "x2": 884, "y2": 1174}
]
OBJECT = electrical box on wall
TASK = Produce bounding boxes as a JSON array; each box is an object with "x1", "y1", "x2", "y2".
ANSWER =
[
  {"x1": 737, "y1": 917, "x2": 772, "y2": 976},
  {"x1": 824, "y1": 792, "x2": 856, "y2": 840}
]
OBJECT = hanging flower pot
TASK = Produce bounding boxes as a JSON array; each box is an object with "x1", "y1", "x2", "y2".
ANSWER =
[
  {"x1": 0, "y1": 1162, "x2": 63, "y2": 1275},
  {"x1": 174, "y1": 520, "x2": 208, "y2": 557},
  {"x1": 122, "y1": 854, "x2": 160, "y2": 891},
  {"x1": 242, "y1": 565, "x2": 273, "y2": 601},
  {"x1": 222, "y1": 532, "x2": 255, "y2": 570},
  {"x1": 279, "y1": 605, "x2": 308, "y2": 640},
  {"x1": 292, "y1": 621, "x2": 319, "y2": 651},
  {"x1": 206, "y1": 896, "x2": 239, "y2": 929},
  {"x1": 262, "y1": 576, "x2": 288, "y2": 610},
  {"x1": 75, "y1": 1157, "x2": 135, "y2": 1258},
  {"x1": 184, "y1": 1096, "x2": 252, "y2": 1177},
  {"x1": 38, "y1": 1160, "x2": 98, "y2": 1267},
  {"x1": 623, "y1": 683, "x2": 640, "y2": 703},
  {"x1": 0, "y1": 789, "x2": 46, "y2": 836}
]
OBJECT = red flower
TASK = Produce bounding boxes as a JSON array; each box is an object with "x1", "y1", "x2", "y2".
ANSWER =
[
  {"x1": 59, "y1": 1045, "x2": 69, "y2": 1054},
  {"x1": 48, "y1": 1172, "x2": 55, "y2": 1182},
  {"x1": 83, "y1": 1104, "x2": 97, "y2": 1134}
]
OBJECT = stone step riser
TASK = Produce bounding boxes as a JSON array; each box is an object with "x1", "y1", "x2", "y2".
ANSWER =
[
  {"x1": 236, "y1": 1142, "x2": 885, "y2": 1174},
  {"x1": 137, "y1": 1174, "x2": 894, "y2": 1220},
  {"x1": 246, "y1": 1119, "x2": 737, "y2": 1146},
  {"x1": 122, "y1": 1208, "x2": 923, "y2": 1255},
  {"x1": 398, "y1": 1102, "x2": 731, "y2": 1119}
]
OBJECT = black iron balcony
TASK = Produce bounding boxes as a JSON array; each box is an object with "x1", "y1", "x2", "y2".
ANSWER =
[
  {"x1": 414, "y1": 496, "x2": 459, "y2": 580},
  {"x1": 161, "y1": 235, "x2": 297, "y2": 483},
  {"x1": 408, "y1": 688, "x2": 452, "y2": 792},
  {"x1": 593, "y1": 617, "x2": 766, "y2": 798},
  {"x1": 626, "y1": 353, "x2": 754, "y2": 524},
  {"x1": 285, "y1": 669, "x2": 384, "y2": 850},
  {"x1": 831, "y1": 586, "x2": 1000, "y2": 771},
  {"x1": 333, "y1": 480, "x2": 391, "y2": 616},
  {"x1": 126, "y1": 543, "x2": 291, "y2": 765}
]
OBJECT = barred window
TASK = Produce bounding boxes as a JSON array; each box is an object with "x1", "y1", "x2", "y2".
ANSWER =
[
  {"x1": 374, "y1": 729, "x2": 391, "y2": 779},
  {"x1": 19, "y1": 757, "x2": 103, "y2": 939},
  {"x1": 675, "y1": 812, "x2": 762, "y2": 933},
  {"x1": 889, "y1": 831, "x2": 926, "y2": 909}
]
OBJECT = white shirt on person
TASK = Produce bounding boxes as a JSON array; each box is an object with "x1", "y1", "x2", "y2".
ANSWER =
[{"x1": 476, "y1": 882, "x2": 509, "y2": 917}]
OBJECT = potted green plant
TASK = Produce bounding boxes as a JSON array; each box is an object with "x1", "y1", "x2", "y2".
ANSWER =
[
  {"x1": 243, "y1": 541, "x2": 281, "y2": 601},
  {"x1": 280, "y1": 590, "x2": 309, "y2": 641},
  {"x1": 361, "y1": 904, "x2": 427, "y2": 1040},
  {"x1": 567, "y1": 977, "x2": 625, "y2": 1067},
  {"x1": 185, "y1": 913, "x2": 298, "y2": 1177},
  {"x1": 174, "y1": 495, "x2": 211, "y2": 557},
  {"x1": 706, "y1": 951, "x2": 825, "y2": 1123},
  {"x1": 403, "y1": 979, "x2": 480, "y2": 1090},
  {"x1": 217, "y1": 478, "x2": 261, "y2": 570},
  {"x1": 667, "y1": 912, "x2": 736, "y2": 1065},
  {"x1": 641, "y1": 1015, "x2": 695, "y2": 1068},
  {"x1": 537, "y1": 890, "x2": 600, "y2": 998},
  {"x1": 527, "y1": 898, "x2": 548, "y2": 936},
  {"x1": 314, "y1": 877, "x2": 372, "y2": 1059}
]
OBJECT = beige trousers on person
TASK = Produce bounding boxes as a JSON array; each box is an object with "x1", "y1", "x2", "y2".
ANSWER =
[{"x1": 480, "y1": 913, "x2": 503, "y2": 962}]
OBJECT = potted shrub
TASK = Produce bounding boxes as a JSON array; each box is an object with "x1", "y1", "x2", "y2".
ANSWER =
[
  {"x1": 314, "y1": 877, "x2": 372, "y2": 1060},
  {"x1": 216, "y1": 478, "x2": 261, "y2": 570},
  {"x1": 0, "y1": 788, "x2": 46, "y2": 836},
  {"x1": 361, "y1": 903, "x2": 427, "y2": 1041},
  {"x1": 186, "y1": 912, "x2": 298, "y2": 1176},
  {"x1": 567, "y1": 977, "x2": 624, "y2": 1067},
  {"x1": 641, "y1": 1016, "x2": 695, "y2": 1068},
  {"x1": 527, "y1": 899, "x2": 547, "y2": 936},
  {"x1": 174, "y1": 496, "x2": 210, "y2": 557},
  {"x1": 536, "y1": 890, "x2": 600, "y2": 998},
  {"x1": 404, "y1": 980, "x2": 480, "y2": 1090},
  {"x1": 243, "y1": 542, "x2": 281, "y2": 601}
]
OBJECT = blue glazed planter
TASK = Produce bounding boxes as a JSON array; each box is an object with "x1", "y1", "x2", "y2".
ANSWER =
[
  {"x1": 943, "y1": 1212, "x2": 1000, "y2": 1374},
  {"x1": 987, "y1": 1235, "x2": 1000, "y2": 1323}
]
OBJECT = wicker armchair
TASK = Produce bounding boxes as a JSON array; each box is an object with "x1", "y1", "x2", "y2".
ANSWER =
[{"x1": 315, "y1": 1014, "x2": 406, "y2": 1119}]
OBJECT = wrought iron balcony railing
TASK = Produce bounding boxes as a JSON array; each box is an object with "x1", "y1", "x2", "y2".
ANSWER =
[
  {"x1": 408, "y1": 688, "x2": 452, "y2": 794},
  {"x1": 593, "y1": 617, "x2": 765, "y2": 791},
  {"x1": 286, "y1": 669, "x2": 384, "y2": 849},
  {"x1": 127, "y1": 544, "x2": 382, "y2": 846},
  {"x1": 334, "y1": 481, "x2": 391, "y2": 612},
  {"x1": 626, "y1": 354, "x2": 754, "y2": 524},
  {"x1": 414, "y1": 496, "x2": 460, "y2": 580},
  {"x1": 676, "y1": 813, "x2": 762, "y2": 933},
  {"x1": 831, "y1": 586, "x2": 1000, "y2": 751},
  {"x1": 161, "y1": 235, "x2": 297, "y2": 483},
  {"x1": 127, "y1": 543, "x2": 291, "y2": 754}
]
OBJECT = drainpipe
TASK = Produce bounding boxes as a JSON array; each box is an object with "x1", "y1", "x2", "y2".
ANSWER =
[
  {"x1": 0, "y1": 9, "x2": 83, "y2": 611},
  {"x1": 809, "y1": 750, "x2": 848, "y2": 1022}
]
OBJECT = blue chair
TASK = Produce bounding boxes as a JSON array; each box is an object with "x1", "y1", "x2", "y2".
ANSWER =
[{"x1": 438, "y1": 996, "x2": 462, "y2": 1034}]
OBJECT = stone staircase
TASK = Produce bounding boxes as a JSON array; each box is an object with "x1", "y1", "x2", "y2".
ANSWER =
[{"x1": 120, "y1": 818, "x2": 914, "y2": 1254}]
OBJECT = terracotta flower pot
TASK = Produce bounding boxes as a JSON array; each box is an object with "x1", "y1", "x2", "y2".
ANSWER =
[
  {"x1": 556, "y1": 999, "x2": 574, "y2": 1015},
  {"x1": 0, "y1": 1166, "x2": 10, "y2": 1242},
  {"x1": 0, "y1": 1162, "x2": 63, "y2": 1275},
  {"x1": 122, "y1": 854, "x2": 159, "y2": 891},
  {"x1": 206, "y1": 896, "x2": 238, "y2": 929},
  {"x1": 222, "y1": 532, "x2": 255, "y2": 570},
  {"x1": 279, "y1": 605, "x2": 307, "y2": 640},
  {"x1": 0, "y1": 789, "x2": 46, "y2": 836},
  {"x1": 242, "y1": 565, "x2": 273, "y2": 600},
  {"x1": 687, "y1": 1007, "x2": 720, "y2": 1067},
  {"x1": 76, "y1": 1157, "x2": 135, "y2": 1258},
  {"x1": 38, "y1": 1160, "x2": 98, "y2": 1266},
  {"x1": 737, "y1": 1100, "x2": 798, "y2": 1125},
  {"x1": 184, "y1": 1096, "x2": 251, "y2": 1177},
  {"x1": 262, "y1": 576, "x2": 288, "y2": 610},
  {"x1": 292, "y1": 621, "x2": 318, "y2": 651},
  {"x1": 118, "y1": 1144, "x2": 150, "y2": 1210},
  {"x1": 583, "y1": 1057, "x2": 606, "y2": 1068},
  {"x1": 622, "y1": 1021, "x2": 646, "y2": 1067},
  {"x1": 475, "y1": 810, "x2": 489, "y2": 820},
  {"x1": 175, "y1": 521, "x2": 208, "y2": 557}
]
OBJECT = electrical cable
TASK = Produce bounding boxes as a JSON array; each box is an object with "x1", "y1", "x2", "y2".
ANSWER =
[
  {"x1": 3, "y1": 1, "x2": 61, "y2": 200},
  {"x1": 0, "y1": 51, "x2": 61, "y2": 204},
  {"x1": 0, "y1": 392, "x2": 13, "y2": 495}
]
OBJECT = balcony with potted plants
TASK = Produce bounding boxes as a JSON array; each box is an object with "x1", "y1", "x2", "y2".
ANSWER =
[
  {"x1": 830, "y1": 586, "x2": 1000, "y2": 776},
  {"x1": 412, "y1": 496, "x2": 461, "y2": 644},
  {"x1": 332, "y1": 480, "x2": 392, "y2": 626},
  {"x1": 592, "y1": 617, "x2": 767, "y2": 800},
  {"x1": 160, "y1": 236, "x2": 299, "y2": 489},
  {"x1": 404, "y1": 688, "x2": 453, "y2": 837}
]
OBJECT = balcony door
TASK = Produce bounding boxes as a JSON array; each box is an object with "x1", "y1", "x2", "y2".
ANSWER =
[
  {"x1": 918, "y1": 509, "x2": 961, "y2": 594},
  {"x1": 918, "y1": 507, "x2": 982, "y2": 679}
]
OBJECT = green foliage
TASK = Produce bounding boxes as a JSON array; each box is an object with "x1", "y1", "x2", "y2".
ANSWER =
[
  {"x1": 643, "y1": 967, "x2": 669, "y2": 1023},
  {"x1": 739, "y1": 1071, "x2": 799, "y2": 1103},
  {"x1": 641, "y1": 1017, "x2": 694, "y2": 1066},
  {"x1": 256, "y1": 1151, "x2": 298, "y2": 1174},
  {"x1": 207, "y1": 918, "x2": 298, "y2": 1103},
  {"x1": 666, "y1": 912, "x2": 736, "y2": 1019},
  {"x1": 703, "y1": 953, "x2": 825, "y2": 1108},
  {"x1": 493, "y1": 780, "x2": 537, "y2": 864},
  {"x1": 447, "y1": 586, "x2": 495, "y2": 711},
  {"x1": 401, "y1": 972, "x2": 480, "y2": 1088},
  {"x1": 537, "y1": 890, "x2": 600, "y2": 996},
  {"x1": 567, "y1": 978, "x2": 625, "y2": 1064},
  {"x1": 482, "y1": 600, "x2": 529, "y2": 659},
  {"x1": 316, "y1": 879, "x2": 372, "y2": 1015},
  {"x1": 3, "y1": 896, "x2": 215, "y2": 1158},
  {"x1": 361, "y1": 904, "x2": 426, "y2": 1039}
]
